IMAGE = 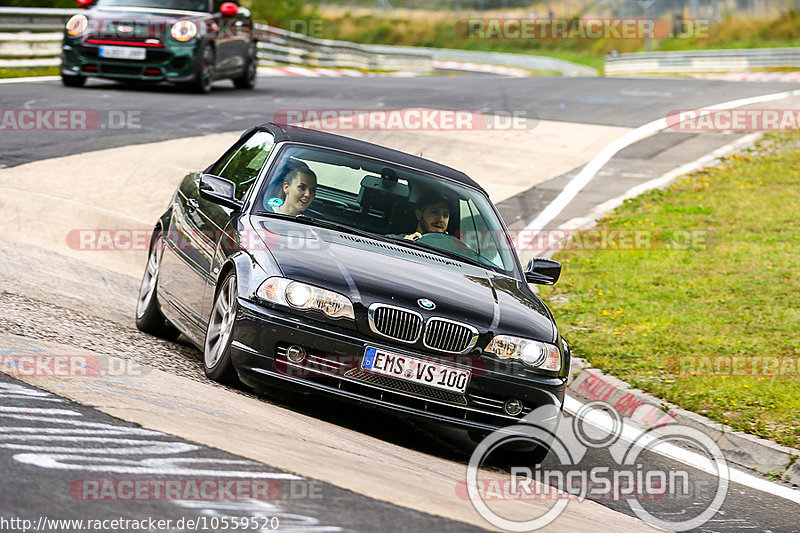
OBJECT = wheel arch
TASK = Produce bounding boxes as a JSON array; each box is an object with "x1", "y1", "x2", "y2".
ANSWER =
[{"x1": 215, "y1": 252, "x2": 258, "y2": 301}]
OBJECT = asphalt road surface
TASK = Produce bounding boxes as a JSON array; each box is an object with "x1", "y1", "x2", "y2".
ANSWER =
[{"x1": 1, "y1": 75, "x2": 798, "y2": 167}]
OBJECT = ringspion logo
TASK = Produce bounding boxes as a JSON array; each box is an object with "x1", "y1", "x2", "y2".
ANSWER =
[{"x1": 464, "y1": 402, "x2": 729, "y2": 531}]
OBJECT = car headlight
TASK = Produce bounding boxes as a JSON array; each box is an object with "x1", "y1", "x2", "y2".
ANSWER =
[
  {"x1": 485, "y1": 335, "x2": 562, "y2": 371},
  {"x1": 171, "y1": 20, "x2": 198, "y2": 42},
  {"x1": 257, "y1": 277, "x2": 355, "y2": 320},
  {"x1": 66, "y1": 15, "x2": 89, "y2": 36}
]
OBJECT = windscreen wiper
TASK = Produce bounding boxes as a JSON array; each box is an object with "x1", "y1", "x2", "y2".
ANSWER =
[{"x1": 384, "y1": 236, "x2": 490, "y2": 270}]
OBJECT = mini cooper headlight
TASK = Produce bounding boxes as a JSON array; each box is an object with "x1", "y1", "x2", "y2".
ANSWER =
[
  {"x1": 66, "y1": 14, "x2": 89, "y2": 36},
  {"x1": 171, "y1": 20, "x2": 198, "y2": 42},
  {"x1": 257, "y1": 277, "x2": 355, "y2": 320},
  {"x1": 485, "y1": 335, "x2": 562, "y2": 371}
]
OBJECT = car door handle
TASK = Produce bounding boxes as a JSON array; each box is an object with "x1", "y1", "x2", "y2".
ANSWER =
[{"x1": 188, "y1": 198, "x2": 199, "y2": 211}]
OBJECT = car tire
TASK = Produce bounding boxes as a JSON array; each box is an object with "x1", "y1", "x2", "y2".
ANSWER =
[
  {"x1": 136, "y1": 232, "x2": 180, "y2": 340},
  {"x1": 191, "y1": 45, "x2": 215, "y2": 94},
  {"x1": 203, "y1": 272, "x2": 240, "y2": 384},
  {"x1": 61, "y1": 74, "x2": 86, "y2": 88},
  {"x1": 233, "y1": 57, "x2": 257, "y2": 89},
  {"x1": 492, "y1": 446, "x2": 551, "y2": 468},
  {"x1": 468, "y1": 430, "x2": 551, "y2": 468}
]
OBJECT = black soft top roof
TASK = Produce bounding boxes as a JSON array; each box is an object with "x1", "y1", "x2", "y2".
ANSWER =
[{"x1": 254, "y1": 122, "x2": 486, "y2": 194}]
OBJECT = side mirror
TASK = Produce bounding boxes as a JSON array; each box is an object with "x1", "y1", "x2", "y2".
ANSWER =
[
  {"x1": 199, "y1": 174, "x2": 243, "y2": 211},
  {"x1": 525, "y1": 257, "x2": 561, "y2": 285},
  {"x1": 219, "y1": 2, "x2": 239, "y2": 16}
]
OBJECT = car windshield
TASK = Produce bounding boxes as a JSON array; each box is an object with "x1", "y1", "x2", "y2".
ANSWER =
[
  {"x1": 254, "y1": 144, "x2": 519, "y2": 275},
  {"x1": 94, "y1": 0, "x2": 210, "y2": 12}
]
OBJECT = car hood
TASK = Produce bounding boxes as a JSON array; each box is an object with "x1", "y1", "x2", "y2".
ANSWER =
[{"x1": 253, "y1": 217, "x2": 556, "y2": 342}]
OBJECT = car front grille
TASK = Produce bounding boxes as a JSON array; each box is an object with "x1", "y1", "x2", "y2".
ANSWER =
[
  {"x1": 344, "y1": 369, "x2": 467, "y2": 405},
  {"x1": 368, "y1": 303, "x2": 478, "y2": 353},
  {"x1": 368, "y1": 304, "x2": 422, "y2": 343},
  {"x1": 79, "y1": 45, "x2": 171, "y2": 63},
  {"x1": 423, "y1": 318, "x2": 478, "y2": 353},
  {"x1": 99, "y1": 64, "x2": 143, "y2": 75},
  {"x1": 269, "y1": 342, "x2": 529, "y2": 428}
]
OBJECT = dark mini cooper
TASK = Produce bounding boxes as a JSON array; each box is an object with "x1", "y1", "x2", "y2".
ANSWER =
[
  {"x1": 136, "y1": 123, "x2": 570, "y2": 445},
  {"x1": 61, "y1": 0, "x2": 257, "y2": 92}
]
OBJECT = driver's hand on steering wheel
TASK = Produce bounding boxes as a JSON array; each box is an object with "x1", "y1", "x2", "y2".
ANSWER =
[{"x1": 404, "y1": 232, "x2": 423, "y2": 241}]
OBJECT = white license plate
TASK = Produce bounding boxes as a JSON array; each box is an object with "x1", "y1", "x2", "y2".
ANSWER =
[
  {"x1": 361, "y1": 346, "x2": 470, "y2": 394},
  {"x1": 99, "y1": 45, "x2": 146, "y2": 60}
]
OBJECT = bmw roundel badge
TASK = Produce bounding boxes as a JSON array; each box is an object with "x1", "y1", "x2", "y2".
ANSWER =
[{"x1": 417, "y1": 298, "x2": 436, "y2": 310}]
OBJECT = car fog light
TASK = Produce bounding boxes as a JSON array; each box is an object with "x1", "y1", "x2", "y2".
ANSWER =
[
  {"x1": 504, "y1": 398, "x2": 524, "y2": 416},
  {"x1": 286, "y1": 345, "x2": 306, "y2": 364}
]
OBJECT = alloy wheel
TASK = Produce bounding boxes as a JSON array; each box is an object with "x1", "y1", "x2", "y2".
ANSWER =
[
  {"x1": 205, "y1": 275, "x2": 236, "y2": 369},
  {"x1": 136, "y1": 236, "x2": 162, "y2": 319}
]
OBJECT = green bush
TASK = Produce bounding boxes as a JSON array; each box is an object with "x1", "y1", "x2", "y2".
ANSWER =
[{"x1": 1, "y1": 0, "x2": 78, "y2": 6}]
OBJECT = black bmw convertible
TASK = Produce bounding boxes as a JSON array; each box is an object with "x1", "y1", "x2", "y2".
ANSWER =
[{"x1": 136, "y1": 123, "x2": 570, "y2": 442}]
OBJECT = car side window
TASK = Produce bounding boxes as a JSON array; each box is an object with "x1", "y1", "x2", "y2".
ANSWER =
[
  {"x1": 215, "y1": 131, "x2": 275, "y2": 200},
  {"x1": 460, "y1": 199, "x2": 503, "y2": 268}
]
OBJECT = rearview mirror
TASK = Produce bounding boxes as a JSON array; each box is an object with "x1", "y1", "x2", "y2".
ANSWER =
[
  {"x1": 199, "y1": 174, "x2": 243, "y2": 211},
  {"x1": 525, "y1": 258, "x2": 561, "y2": 285}
]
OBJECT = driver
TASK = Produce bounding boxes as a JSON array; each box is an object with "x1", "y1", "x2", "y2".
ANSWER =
[{"x1": 397, "y1": 196, "x2": 451, "y2": 241}]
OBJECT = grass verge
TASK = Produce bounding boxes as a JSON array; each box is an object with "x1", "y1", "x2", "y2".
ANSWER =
[
  {"x1": 539, "y1": 132, "x2": 800, "y2": 449},
  {"x1": 0, "y1": 66, "x2": 59, "y2": 79},
  {"x1": 307, "y1": 8, "x2": 800, "y2": 74}
]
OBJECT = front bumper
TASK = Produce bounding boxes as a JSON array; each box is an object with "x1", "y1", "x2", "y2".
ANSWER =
[
  {"x1": 61, "y1": 37, "x2": 199, "y2": 82},
  {"x1": 231, "y1": 299, "x2": 566, "y2": 433}
]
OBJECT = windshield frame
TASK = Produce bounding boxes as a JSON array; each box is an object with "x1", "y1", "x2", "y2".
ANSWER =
[
  {"x1": 93, "y1": 0, "x2": 211, "y2": 13},
  {"x1": 249, "y1": 141, "x2": 523, "y2": 279}
]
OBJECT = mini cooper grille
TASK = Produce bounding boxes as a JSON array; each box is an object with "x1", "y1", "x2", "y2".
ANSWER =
[
  {"x1": 370, "y1": 305, "x2": 422, "y2": 343},
  {"x1": 345, "y1": 369, "x2": 468, "y2": 405},
  {"x1": 424, "y1": 319, "x2": 477, "y2": 353}
]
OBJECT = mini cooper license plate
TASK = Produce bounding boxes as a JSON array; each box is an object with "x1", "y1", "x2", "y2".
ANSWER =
[
  {"x1": 361, "y1": 346, "x2": 470, "y2": 394},
  {"x1": 99, "y1": 45, "x2": 146, "y2": 60}
]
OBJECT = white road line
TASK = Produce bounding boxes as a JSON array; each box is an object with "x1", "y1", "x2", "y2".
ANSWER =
[
  {"x1": 524, "y1": 89, "x2": 800, "y2": 232},
  {"x1": 282, "y1": 66, "x2": 322, "y2": 77},
  {"x1": 0, "y1": 407, "x2": 80, "y2": 416},
  {"x1": 0, "y1": 76, "x2": 60, "y2": 84},
  {"x1": 563, "y1": 396, "x2": 800, "y2": 504},
  {"x1": 555, "y1": 132, "x2": 763, "y2": 234}
]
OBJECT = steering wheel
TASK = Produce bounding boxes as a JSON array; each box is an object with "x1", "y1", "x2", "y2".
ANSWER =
[{"x1": 415, "y1": 231, "x2": 473, "y2": 254}]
